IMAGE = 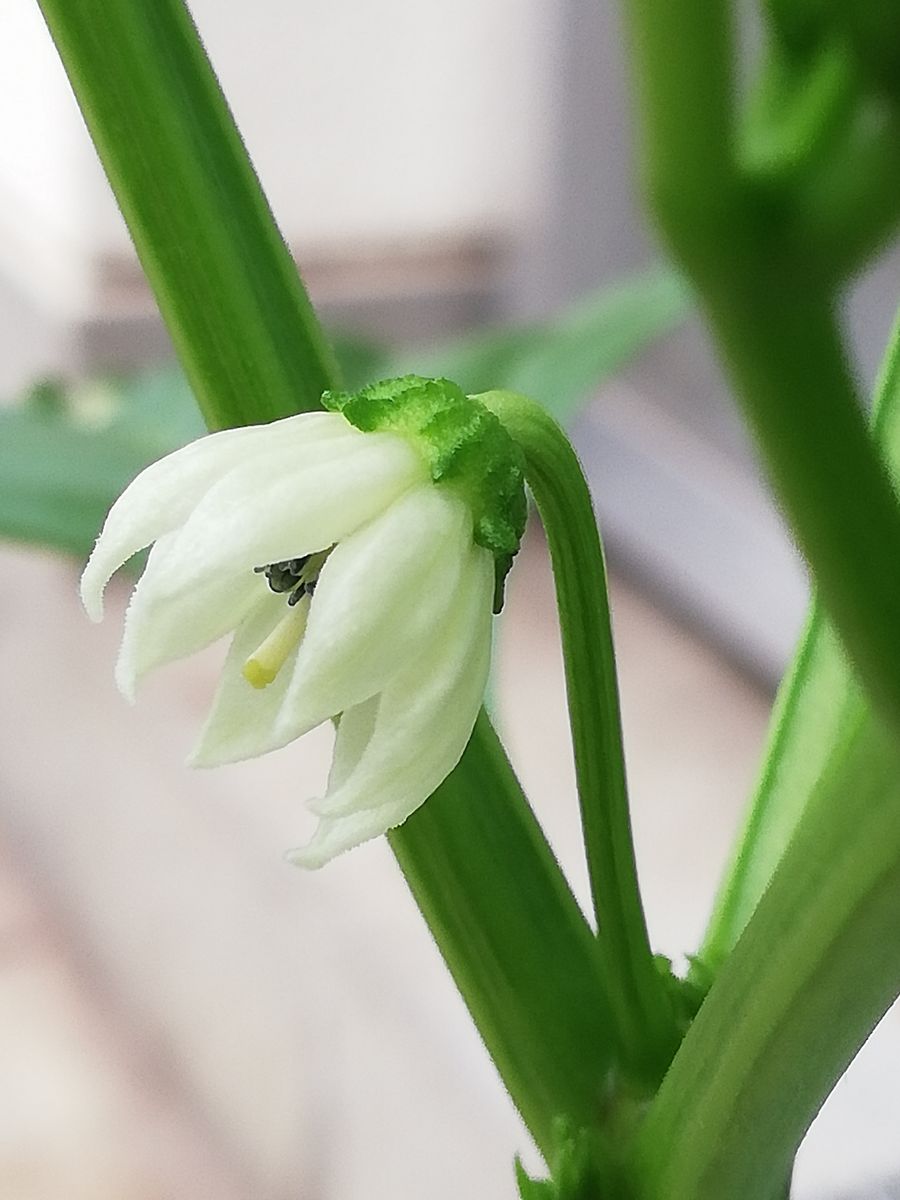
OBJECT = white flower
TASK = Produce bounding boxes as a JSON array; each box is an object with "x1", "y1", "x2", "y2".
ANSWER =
[{"x1": 80, "y1": 394, "x2": 507, "y2": 868}]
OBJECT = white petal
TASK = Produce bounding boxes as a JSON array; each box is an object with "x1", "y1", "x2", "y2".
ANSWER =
[
  {"x1": 80, "y1": 411, "x2": 353, "y2": 621},
  {"x1": 288, "y1": 545, "x2": 494, "y2": 868},
  {"x1": 313, "y1": 547, "x2": 493, "y2": 817},
  {"x1": 273, "y1": 486, "x2": 471, "y2": 743},
  {"x1": 327, "y1": 696, "x2": 381, "y2": 791},
  {"x1": 114, "y1": 535, "x2": 262, "y2": 699},
  {"x1": 189, "y1": 591, "x2": 309, "y2": 767},
  {"x1": 145, "y1": 430, "x2": 426, "y2": 601},
  {"x1": 286, "y1": 800, "x2": 414, "y2": 871},
  {"x1": 112, "y1": 431, "x2": 425, "y2": 697}
]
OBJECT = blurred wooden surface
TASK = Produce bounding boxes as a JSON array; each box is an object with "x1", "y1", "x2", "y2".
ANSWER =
[{"x1": 1, "y1": 527, "x2": 896, "y2": 1198}]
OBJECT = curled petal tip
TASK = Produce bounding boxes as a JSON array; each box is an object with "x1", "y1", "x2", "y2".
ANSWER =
[
  {"x1": 187, "y1": 728, "x2": 264, "y2": 769},
  {"x1": 284, "y1": 840, "x2": 329, "y2": 871},
  {"x1": 83, "y1": 595, "x2": 104, "y2": 624},
  {"x1": 306, "y1": 793, "x2": 335, "y2": 817},
  {"x1": 285, "y1": 811, "x2": 372, "y2": 870},
  {"x1": 79, "y1": 558, "x2": 107, "y2": 623},
  {"x1": 186, "y1": 735, "x2": 233, "y2": 770},
  {"x1": 113, "y1": 652, "x2": 138, "y2": 705}
]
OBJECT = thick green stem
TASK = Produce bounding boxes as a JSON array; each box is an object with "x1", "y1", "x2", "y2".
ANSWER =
[
  {"x1": 390, "y1": 715, "x2": 616, "y2": 1159},
  {"x1": 623, "y1": 0, "x2": 900, "y2": 737},
  {"x1": 793, "y1": 109, "x2": 900, "y2": 280},
  {"x1": 478, "y1": 391, "x2": 679, "y2": 1084},
  {"x1": 701, "y1": 309, "x2": 900, "y2": 969},
  {"x1": 633, "y1": 713, "x2": 900, "y2": 1200},
  {"x1": 740, "y1": 40, "x2": 858, "y2": 186},
  {"x1": 622, "y1": 1, "x2": 900, "y2": 1195},
  {"x1": 41, "y1": 0, "x2": 617, "y2": 1157},
  {"x1": 704, "y1": 275, "x2": 900, "y2": 731},
  {"x1": 622, "y1": 0, "x2": 736, "y2": 235}
]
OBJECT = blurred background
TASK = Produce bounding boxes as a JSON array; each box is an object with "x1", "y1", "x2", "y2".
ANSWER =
[{"x1": 1, "y1": 1, "x2": 899, "y2": 1197}]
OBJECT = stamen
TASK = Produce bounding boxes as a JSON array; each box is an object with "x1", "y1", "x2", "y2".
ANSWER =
[
  {"x1": 254, "y1": 547, "x2": 334, "y2": 603},
  {"x1": 301, "y1": 549, "x2": 331, "y2": 582},
  {"x1": 242, "y1": 598, "x2": 309, "y2": 690},
  {"x1": 255, "y1": 549, "x2": 333, "y2": 598},
  {"x1": 263, "y1": 561, "x2": 301, "y2": 594}
]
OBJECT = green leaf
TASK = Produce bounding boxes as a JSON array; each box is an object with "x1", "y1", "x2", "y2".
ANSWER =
[
  {"x1": 0, "y1": 335, "x2": 381, "y2": 560},
  {"x1": 329, "y1": 331, "x2": 395, "y2": 393},
  {"x1": 0, "y1": 270, "x2": 687, "y2": 564},
  {"x1": 0, "y1": 369, "x2": 202, "y2": 557},
  {"x1": 409, "y1": 270, "x2": 690, "y2": 422}
]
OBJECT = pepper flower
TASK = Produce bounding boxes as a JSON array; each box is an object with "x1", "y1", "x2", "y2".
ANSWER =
[{"x1": 80, "y1": 376, "x2": 526, "y2": 867}]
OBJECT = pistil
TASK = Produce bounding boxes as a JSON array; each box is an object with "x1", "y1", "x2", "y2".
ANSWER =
[{"x1": 242, "y1": 597, "x2": 310, "y2": 689}]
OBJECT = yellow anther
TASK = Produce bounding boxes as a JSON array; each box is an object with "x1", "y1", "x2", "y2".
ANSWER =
[{"x1": 242, "y1": 599, "x2": 309, "y2": 689}]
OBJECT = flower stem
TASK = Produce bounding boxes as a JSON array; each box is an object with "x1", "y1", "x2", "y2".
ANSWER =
[{"x1": 479, "y1": 390, "x2": 679, "y2": 1084}]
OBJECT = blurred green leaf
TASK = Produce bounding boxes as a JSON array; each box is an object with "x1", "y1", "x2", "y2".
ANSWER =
[
  {"x1": 0, "y1": 367, "x2": 203, "y2": 557},
  {"x1": 0, "y1": 270, "x2": 688, "y2": 562},
  {"x1": 407, "y1": 269, "x2": 690, "y2": 421},
  {"x1": 329, "y1": 331, "x2": 395, "y2": 392}
]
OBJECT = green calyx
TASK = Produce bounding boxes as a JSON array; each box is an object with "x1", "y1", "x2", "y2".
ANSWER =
[{"x1": 322, "y1": 375, "x2": 527, "y2": 610}]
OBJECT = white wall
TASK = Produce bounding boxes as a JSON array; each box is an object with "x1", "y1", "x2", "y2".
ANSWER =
[
  {"x1": 0, "y1": 3, "x2": 95, "y2": 315},
  {"x1": 1, "y1": 0, "x2": 555, "y2": 315}
]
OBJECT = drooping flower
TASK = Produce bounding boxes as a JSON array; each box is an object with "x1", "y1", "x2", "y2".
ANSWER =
[{"x1": 81, "y1": 376, "x2": 526, "y2": 867}]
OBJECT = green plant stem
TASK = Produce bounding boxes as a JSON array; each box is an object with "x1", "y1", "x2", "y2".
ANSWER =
[
  {"x1": 622, "y1": 0, "x2": 736, "y2": 242},
  {"x1": 622, "y1": 0, "x2": 900, "y2": 738},
  {"x1": 632, "y1": 713, "x2": 900, "y2": 1200},
  {"x1": 740, "y1": 40, "x2": 858, "y2": 185},
  {"x1": 41, "y1": 0, "x2": 621, "y2": 1160},
  {"x1": 794, "y1": 110, "x2": 900, "y2": 280},
  {"x1": 705, "y1": 277, "x2": 900, "y2": 731},
  {"x1": 479, "y1": 390, "x2": 678, "y2": 1084},
  {"x1": 390, "y1": 714, "x2": 616, "y2": 1157},
  {"x1": 622, "y1": 1, "x2": 900, "y2": 1195},
  {"x1": 701, "y1": 309, "x2": 900, "y2": 969}
]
